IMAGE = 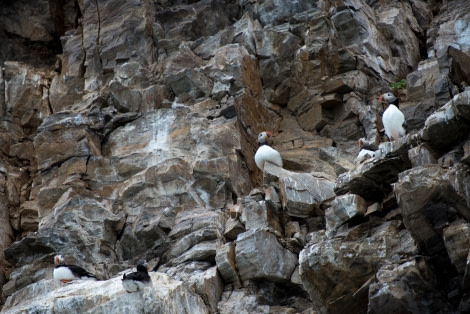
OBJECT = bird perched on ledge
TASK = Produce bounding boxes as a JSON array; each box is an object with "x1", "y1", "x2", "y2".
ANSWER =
[
  {"x1": 254, "y1": 131, "x2": 283, "y2": 171},
  {"x1": 122, "y1": 260, "x2": 152, "y2": 292},
  {"x1": 53, "y1": 254, "x2": 98, "y2": 283},
  {"x1": 379, "y1": 92, "x2": 406, "y2": 141}
]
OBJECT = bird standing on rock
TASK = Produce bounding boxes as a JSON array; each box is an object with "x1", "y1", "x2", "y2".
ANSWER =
[
  {"x1": 379, "y1": 92, "x2": 406, "y2": 141},
  {"x1": 122, "y1": 260, "x2": 152, "y2": 293},
  {"x1": 254, "y1": 131, "x2": 283, "y2": 171},
  {"x1": 53, "y1": 254, "x2": 98, "y2": 283}
]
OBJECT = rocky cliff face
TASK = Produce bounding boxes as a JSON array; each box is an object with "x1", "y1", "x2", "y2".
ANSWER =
[{"x1": 1, "y1": 0, "x2": 470, "y2": 313}]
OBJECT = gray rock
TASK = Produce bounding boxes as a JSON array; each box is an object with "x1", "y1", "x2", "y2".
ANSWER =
[
  {"x1": 443, "y1": 220, "x2": 470, "y2": 275},
  {"x1": 368, "y1": 259, "x2": 452, "y2": 313},
  {"x1": 396, "y1": 165, "x2": 470, "y2": 260},
  {"x1": 215, "y1": 242, "x2": 240, "y2": 286},
  {"x1": 240, "y1": 196, "x2": 282, "y2": 233},
  {"x1": 408, "y1": 144, "x2": 438, "y2": 167},
  {"x1": 235, "y1": 229, "x2": 298, "y2": 282},
  {"x1": 264, "y1": 163, "x2": 336, "y2": 218},
  {"x1": 422, "y1": 92, "x2": 470, "y2": 153},
  {"x1": 224, "y1": 218, "x2": 245, "y2": 241},
  {"x1": 300, "y1": 220, "x2": 417, "y2": 313},
  {"x1": 325, "y1": 194, "x2": 367, "y2": 236},
  {"x1": 406, "y1": 59, "x2": 441, "y2": 102}
]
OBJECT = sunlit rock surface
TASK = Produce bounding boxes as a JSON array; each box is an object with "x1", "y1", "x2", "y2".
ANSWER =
[{"x1": 2, "y1": 273, "x2": 208, "y2": 314}]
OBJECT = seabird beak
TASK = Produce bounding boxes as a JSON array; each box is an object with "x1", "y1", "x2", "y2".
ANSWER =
[
  {"x1": 265, "y1": 131, "x2": 273, "y2": 137},
  {"x1": 378, "y1": 94, "x2": 384, "y2": 103}
]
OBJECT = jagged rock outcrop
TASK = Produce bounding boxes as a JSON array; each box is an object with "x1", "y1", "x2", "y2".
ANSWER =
[{"x1": 2, "y1": 0, "x2": 470, "y2": 313}]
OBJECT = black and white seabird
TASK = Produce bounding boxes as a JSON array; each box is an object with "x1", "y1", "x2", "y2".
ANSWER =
[
  {"x1": 122, "y1": 260, "x2": 151, "y2": 293},
  {"x1": 254, "y1": 131, "x2": 283, "y2": 171},
  {"x1": 379, "y1": 92, "x2": 406, "y2": 141},
  {"x1": 53, "y1": 254, "x2": 98, "y2": 283}
]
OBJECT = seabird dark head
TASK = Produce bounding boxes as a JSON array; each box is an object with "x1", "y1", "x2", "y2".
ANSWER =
[
  {"x1": 54, "y1": 255, "x2": 65, "y2": 266},
  {"x1": 257, "y1": 131, "x2": 273, "y2": 146},
  {"x1": 136, "y1": 260, "x2": 149, "y2": 273},
  {"x1": 379, "y1": 92, "x2": 399, "y2": 107}
]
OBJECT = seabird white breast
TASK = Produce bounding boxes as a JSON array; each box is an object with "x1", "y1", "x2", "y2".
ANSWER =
[
  {"x1": 254, "y1": 131, "x2": 283, "y2": 170},
  {"x1": 122, "y1": 260, "x2": 152, "y2": 293},
  {"x1": 379, "y1": 93, "x2": 406, "y2": 141},
  {"x1": 53, "y1": 254, "x2": 98, "y2": 283}
]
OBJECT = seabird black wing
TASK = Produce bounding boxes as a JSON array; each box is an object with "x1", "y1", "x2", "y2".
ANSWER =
[{"x1": 65, "y1": 264, "x2": 97, "y2": 279}]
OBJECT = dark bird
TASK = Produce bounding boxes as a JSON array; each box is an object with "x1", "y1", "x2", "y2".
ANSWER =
[{"x1": 122, "y1": 260, "x2": 152, "y2": 292}]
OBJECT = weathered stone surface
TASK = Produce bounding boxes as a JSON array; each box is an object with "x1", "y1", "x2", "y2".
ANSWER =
[
  {"x1": 191, "y1": 266, "x2": 224, "y2": 313},
  {"x1": 5, "y1": 192, "x2": 124, "y2": 266},
  {"x1": 194, "y1": 13, "x2": 261, "y2": 59},
  {"x1": 264, "y1": 185, "x2": 282, "y2": 211},
  {"x1": 408, "y1": 143, "x2": 438, "y2": 167},
  {"x1": 217, "y1": 282, "x2": 314, "y2": 313},
  {"x1": 215, "y1": 242, "x2": 240, "y2": 286},
  {"x1": 443, "y1": 220, "x2": 470, "y2": 275},
  {"x1": 224, "y1": 218, "x2": 245, "y2": 241},
  {"x1": 239, "y1": 196, "x2": 282, "y2": 233},
  {"x1": 406, "y1": 59, "x2": 441, "y2": 102},
  {"x1": 34, "y1": 126, "x2": 101, "y2": 172},
  {"x1": 299, "y1": 221, "x2": 418, "y2": 313},
  {"x1": 255, "y1": 0, "x2": 317, "y2": 26},
  {"x1": 3, "y1": 273, "x2": 208, "y2": 314},
  {"x1": 264, "y1": 162, "x2": 336, "y2": 218},
  {"x1": 235, "y1": 229, "x2": 298, "y2": 282},
  {"x1": 368, "y1": 258, "x2": 453, "y2": 313},
  {"x1": 422, "y1": 92, "x2": 470, "y2": 153},
  {"x1": 3, "y1": 62, "x2": 51, "y2": 129},
  {"x1": 325, "y1": 194, "x2": 368, "y2": 236},
  {"x1": 396, "y1": 165, "x2": 470, "y2": 257}
]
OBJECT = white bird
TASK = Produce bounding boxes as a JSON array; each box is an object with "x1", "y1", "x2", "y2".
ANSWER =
[
  {"x1": 53, "y1": 254, "x2": 98, "y2": 283},
  {"x1": 254, "y1": 131, "x2": 283, "y2": 170},
  {"x1": 379, "y1": 92, "x2": 406, "y2": 141}
]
